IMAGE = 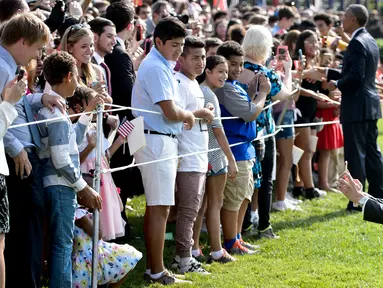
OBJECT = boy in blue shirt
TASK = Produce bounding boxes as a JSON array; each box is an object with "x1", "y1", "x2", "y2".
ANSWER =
[{"x1": 215, "y1": 41, "x2": 270, "y2": 255}]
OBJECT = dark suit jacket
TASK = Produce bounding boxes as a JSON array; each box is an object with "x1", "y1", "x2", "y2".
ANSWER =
[
  {"x1": 364, "y1": 197, "x2": 383, "y2": 224},
  {"x1": 104, "y1": 42, "x2": 136, "y2": 121},
  {"x1": 327, "y1": 28, "x2": 382, "y2": 124}
]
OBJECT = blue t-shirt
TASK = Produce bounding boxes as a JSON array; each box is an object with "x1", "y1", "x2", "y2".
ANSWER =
[{"x1": 215, "y1": 80, "x2": 257, "y2": 161}]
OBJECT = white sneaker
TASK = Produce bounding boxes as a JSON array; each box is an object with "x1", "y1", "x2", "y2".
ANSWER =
[
  {"x1": 272, "y1": 200, "x2": 302, "y2": 212},
  {"x1": 315, "y1": 188, "x2": 327, "y2": 197},
  {"x1": 285, "y1": 192, "x2": 303, "y2": 204},
  {"x1": 178, "y1": 257, "x2": 210, "y2": 275}
]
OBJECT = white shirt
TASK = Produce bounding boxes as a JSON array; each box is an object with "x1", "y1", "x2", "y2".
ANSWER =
[
  {"x1": 175, "y1": 72, "x2": 208, "y2": 173},
  {"x1": 93, "y1": 51, "x2": 104, "y2": 65},
  {"x1": 116, "y1": 36, "x2": 126, "y2": 52},
  {"x1": 93, "y1": 51, "x2": 108, "y2": 88},
  {"x1": 132, "y1": 47, "x2": 183, "y2": 134},
  {"x1": 351, "y1": 27, "x2": 364, "y2": 40}
]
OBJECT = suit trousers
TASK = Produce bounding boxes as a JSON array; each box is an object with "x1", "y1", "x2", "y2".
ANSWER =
[
  {"x1": 5, "y1": 152, "x2": 44, "y2": 288},
  {"x1": 342, "y1": 120, "x2": 383, "y2": 201}
]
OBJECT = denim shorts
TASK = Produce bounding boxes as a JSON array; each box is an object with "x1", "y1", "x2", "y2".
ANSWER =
[
  {"x1": 274, "y1": 110, "x2": 295, "y2": 140},
  {"x1": 208, "y1": 166, "x2": 228, "y2": 177}
]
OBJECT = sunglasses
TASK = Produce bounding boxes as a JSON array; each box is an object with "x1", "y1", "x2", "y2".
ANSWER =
[{"x1": 67, "y1": 23, "x2": 91, "y2": 41}]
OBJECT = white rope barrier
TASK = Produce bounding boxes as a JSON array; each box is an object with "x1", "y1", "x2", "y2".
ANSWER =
[
  {"x1": 8, "y1": 105, "x2": 133, "y2": 129},
  {"x1": 278, "y1": 120, "x2": 340, "y2": 129},
  {"x1": 105, "y1": 99, "x2": 282, "y2": 121},
  {"x1": 103, "y1": 128, "x2": 283, "y2": 174}
]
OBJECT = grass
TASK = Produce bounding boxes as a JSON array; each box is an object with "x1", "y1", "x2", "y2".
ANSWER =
[{"x1": 122, "y1": 120, "x2": 383, "y2": 288}]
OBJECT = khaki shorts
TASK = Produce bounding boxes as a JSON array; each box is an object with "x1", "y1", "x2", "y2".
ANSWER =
[
  {"x1": 135, "y1": 134, "x2": 178, "y2": 206},
  {"x1": 223, "y1": 159, "x2": 254, "y2": 212}
]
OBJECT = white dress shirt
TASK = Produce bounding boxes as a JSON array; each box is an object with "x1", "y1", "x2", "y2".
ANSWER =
[
  {"x1": 93, "y1": 51, "x2": 107, "y2": 85},
  {"x1": 116, "y1": 36, "x2": 126, "y2": 52},
  {"x1": 351, "y1": 27, "x2": 364, "y2": 40}
]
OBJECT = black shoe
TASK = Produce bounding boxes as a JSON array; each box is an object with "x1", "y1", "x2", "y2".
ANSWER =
[
  {"x1": 304, "y1": 188, "x2": 320, "y2": 200},
  {"x1": 346, "y1": 201, "x2": 362, "y2": 212},
  {"x1": 292, "y1": 187, "x2": 304, "y2": 198}
]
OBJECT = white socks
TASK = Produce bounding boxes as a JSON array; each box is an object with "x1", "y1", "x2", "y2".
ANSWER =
[
  {"x1": 150, "y1": 270, "x2": 165, "y2": 279},
  {"x1": 192, "y1": 249, "x2": 201, "y2": 257},
  {"x1": 211, "y1": 249, "x2": 224, "y2": 260}
]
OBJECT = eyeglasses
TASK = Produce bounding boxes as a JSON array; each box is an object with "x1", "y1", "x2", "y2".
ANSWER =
[{"x1": 67, "y1": 23, "x2": 91, "y2": 41}]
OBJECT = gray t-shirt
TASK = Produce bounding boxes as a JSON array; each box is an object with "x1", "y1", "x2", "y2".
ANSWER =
[{"x1": 200, "y1": 85, "x2": 228, "y2": 173}]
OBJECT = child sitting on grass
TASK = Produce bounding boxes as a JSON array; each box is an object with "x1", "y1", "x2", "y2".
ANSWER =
[{"x1": 72, "y1": 207, "x2": 142, "y2": 288}]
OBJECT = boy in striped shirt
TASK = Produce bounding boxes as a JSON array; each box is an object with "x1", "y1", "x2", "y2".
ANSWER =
[{"x1": 37, "y1": 51, "x2": 103, "y2": 287}]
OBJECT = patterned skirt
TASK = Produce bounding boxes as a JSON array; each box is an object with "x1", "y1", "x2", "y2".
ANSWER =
[{"x1": 0, "y1": 175, "x2": 9, "y2": 234}]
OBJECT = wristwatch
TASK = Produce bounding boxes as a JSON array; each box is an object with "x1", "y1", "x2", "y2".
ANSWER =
[{"x1": 358, "y1": 196, "x2": 369, "y2": 208}]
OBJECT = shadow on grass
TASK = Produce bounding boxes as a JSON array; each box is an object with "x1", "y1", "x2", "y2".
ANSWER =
[{"x1": 271, "y1": 209, "x2": 349, "y2": 232}]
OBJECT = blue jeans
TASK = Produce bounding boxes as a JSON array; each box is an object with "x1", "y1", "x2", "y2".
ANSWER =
[{"x1": 45, "y1": 185, "x2": 77, "y2": 288}]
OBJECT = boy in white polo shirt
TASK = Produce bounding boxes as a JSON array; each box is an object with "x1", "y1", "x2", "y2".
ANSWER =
[
  {"x1": 172, "y1": 36, "x2": 214, "y2": 274},
  {"x1": 132, "y1": 17, "x2": 195, "y2": 285}
]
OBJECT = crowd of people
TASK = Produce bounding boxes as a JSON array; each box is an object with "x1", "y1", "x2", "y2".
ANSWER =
[{"x1": 0, "y1": 0, "x2": 382, "y2": 287}]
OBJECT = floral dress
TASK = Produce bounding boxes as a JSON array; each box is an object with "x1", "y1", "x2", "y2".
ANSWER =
[{"x1": 72, "y1": 209, "x2": 142, "y2": 287}]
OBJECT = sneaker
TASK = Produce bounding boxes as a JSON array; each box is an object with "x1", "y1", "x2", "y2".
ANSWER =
[
  {"x1": 304, "y1": 188, "x2": 327, "y2": 200},
  {"x1": 171, "y1": 255, "x2": 180, "y2": 270},
  {"x1": 192, "y1": 250, "x2": 206, "y2": 263},
  {"x1": 177, "y1": 257, "x2": 210, "y2": 275},
  {"x1": 292, "y1": 186, "x2": 304, "y2": 198},
  {"x1": 303, "y1": 188, "x2": 320, "y2": 200},
  {"x1": 285, "y1": 192, "x2": 303, "y2": 204},
  {"x1": 315, "y1": 188, "x2": 327, "y2": 197},
  {"x1": 256, "y1": 226, "x2": 280, "y2": 240},
  {"x1": 147, "y1": 270, "x2": 192, "y2": 285},
  {"x1": 239, "y1": 239, "x2": 260, "y2": 250},
  {"x1": 272, "y1": 200, "x2": 302, "y2": 212},
  {"x1": 206, "y1": 249, "x2": 236, "y2": 264},
  {"x1": 228, "y1": 239, "x2": 260, "y2": 255}
]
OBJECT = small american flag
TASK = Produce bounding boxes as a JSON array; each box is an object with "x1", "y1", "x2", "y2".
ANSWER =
[{"x1": 118, "y1": 119, "x2": 135, "y2": 138}]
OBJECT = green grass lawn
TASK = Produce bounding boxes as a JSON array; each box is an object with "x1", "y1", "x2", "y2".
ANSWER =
[{"x1": 122, "y1": 120, "x2": 383, "y2": 288}]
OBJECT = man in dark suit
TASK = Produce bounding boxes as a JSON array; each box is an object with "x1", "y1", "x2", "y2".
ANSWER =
[
  {"x1": 104, "y1": 2, "x2": 144, "y2": 240},
  {"x1": 323, "y1": 5, "x2": 383, "y2": 210},
  {"x1": 339, "y1": 171, "x2": 383, "y2": 224}
]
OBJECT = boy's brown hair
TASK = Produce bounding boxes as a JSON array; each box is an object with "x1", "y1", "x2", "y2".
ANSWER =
[
  {"x1": 0, "y1": 13, "x2": 50, "y2": 46},
  {"x1": 43, "y1": 51, "x2": 77, "y2": 86}
]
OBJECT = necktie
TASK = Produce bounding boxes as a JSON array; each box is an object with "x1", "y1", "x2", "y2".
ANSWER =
[
  {"x1": 100, "y1": 62, "x2": 112, "y2": 96},
  {"x1": 23, "y1": 96, "x2": 43, "y2": 148}
]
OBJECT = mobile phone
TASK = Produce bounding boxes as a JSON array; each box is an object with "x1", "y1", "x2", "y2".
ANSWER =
[
  {"x1": 276, "y1": 45, "x2": 288, "y2": 62},
  {"x1": 136, "y1": 25, "x2": 142, "y2": 42},
  {"x1": 144, "y1": 38, "x2": 152, "y2": 55},
  {"x1": 17, "y1": 68, "x2": 25, "y2": 81},
  {"x1": 298, "y1": 49, "x2": 303, "y2": 61},
  {"x1": 334, "y1": 20, "x2": 341, "y2": 28}
]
